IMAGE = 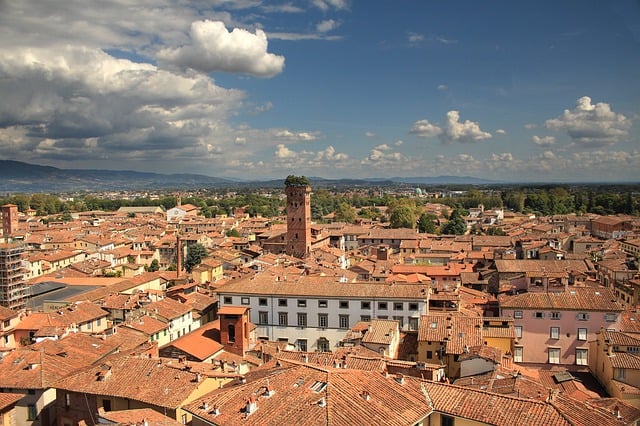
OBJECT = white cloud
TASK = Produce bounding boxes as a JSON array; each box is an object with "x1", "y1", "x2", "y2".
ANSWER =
[
  {"x1": 313, "y1": 0, "x2": 349, "y2": 11},
  {"x1": 524, "y1": 123, "x2": 537, "y2": 129},
  {"x1": 410, "y1": 119, "x2": 442, "y2": 138},
  {"x1": 545, "y1": 96, "x2": 631, "y2": 146},
  {"x1": 532, "y1": 135, "x2": 556, "y2": 146},
  {"x1": 234, "y1": 137, "x2": 247, "y2": 145},
  {"x1": 157, "y1": 20, "x2": 285, "y2": 78},
  {"x1": 274, "y1": 129, "x2": 320, "y2": 141},
  {"x1": 495, "y1": 129, "x2": 506, "y2": 135},
  {"x1": 317, "y1": 19, "x2": 339, "y2": 33},
  {"x1": 374, "y1": 144, "x2": 391, "y2": 151},
  {"x1": 437, "y1": 84, "x2": 448, "y2": 91},
  {"x1": 441, "y1": 111, "x2": 491, "y2": 143},
  {"x1": 365, "y1": 131, "x2": 376, "y2": 137},
  {"x1": 274, "y1": 144, "x2": 297, "y2": 159},
  {"x1": 408, "y1": 32, "x2": 425, "y2": 43},
  {"x1": 394, "y1": 140, "x2": 403, "y2": 146}
]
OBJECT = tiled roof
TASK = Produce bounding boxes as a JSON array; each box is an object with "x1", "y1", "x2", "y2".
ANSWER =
[
  {"x1": 500, "y1": 288, "x2": 623, "y2": 312},
  {"x1": 185, "y1": 364, "x2": 432, "y2": 426},
  {"x1": 217, "y1": 274, "x2": 429, "y2": 300},
  {"x1": 160, "y1": 321, "x2": 224, "y2": 361},
  {"x1": 494, "y1": 259, "x2": 590, "y2": 274},
  {"x1": 418, "y1": 314, "x2": 484, "y2": 355},
  {"x1": 362, "y1": 319, "x2": 399, "y2": 345},
  {"x1": 53, "y1": 356, "x2": 206, "y2": 409},
  {"x1": 0, "y1": 305, "x2": 19, "y2": 320},
  {"x1": 145, "y1": 296, "x2": 192, "y2": 320},
  {"x1": 99, "y1": 408, "x2": 182, "y2": 426},
  {"x1": 0, "y1": 392, "x2": 24, "y2": 410},
  {"x1": 609, "y1": 352, "x2": 640, "y2": 370}
]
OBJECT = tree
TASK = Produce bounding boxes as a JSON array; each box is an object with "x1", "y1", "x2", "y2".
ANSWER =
[
  {"x1": 417, "y1": 213, "x2": 438, "y2": 234},
  {"x1": 441, "y1": 209, "x2": 467, "y2": 235},
  {"x1": 146, "y1": 259, "x2": 160, "y2": 272},
  {"x1": 485, "y1": 226, "x2": 506, "y2": 236},
  {"x1": 389, "y1": 205, "x2": 416, "y2": 229},
  {"x1": 226, "y1": 228, "x2": 241, "y2": 237},
  {"x1": 184, "y1": 243, "x2": 207, "y2": 273},
  {"x1": 334, "y1": 202, "x2": 356, "y2": 223}
]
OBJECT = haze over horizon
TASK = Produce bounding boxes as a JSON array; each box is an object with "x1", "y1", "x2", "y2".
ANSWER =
[{"x1": 0, "y1": 1, "x2": 638, "y2": 183}]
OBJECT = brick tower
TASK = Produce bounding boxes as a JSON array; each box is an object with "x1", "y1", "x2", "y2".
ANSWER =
[
  {"x1": 1, "y1": 204, "x2": 19, "y2": 240},
  {"x1": 218, "y1": 306, "x2": 251, "y2": 356},
  {"x1": 284, "y1": 176, "x2": 311, "y2": 258}
]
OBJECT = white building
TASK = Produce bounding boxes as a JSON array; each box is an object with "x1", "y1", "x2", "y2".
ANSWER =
[{"x1": 216, "y1": 273, "x2": 428, "y2": 352}]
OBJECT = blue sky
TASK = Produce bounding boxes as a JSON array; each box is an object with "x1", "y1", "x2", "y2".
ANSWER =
[{"x1": 0, "y1": 1, "x2": 638, "y2": 182}]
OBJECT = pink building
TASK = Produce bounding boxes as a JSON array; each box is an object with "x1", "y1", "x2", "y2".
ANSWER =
[{"x1": 500, "y1": 288, "x2": 623, "y2": 365}]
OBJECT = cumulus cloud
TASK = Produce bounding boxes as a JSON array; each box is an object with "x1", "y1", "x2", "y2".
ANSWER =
[
  {"x1": 274, "y1": 129, "x2": 320, "y2": 141},
  {"x1": 317, "y1": 19, "x2": 339, "y2": 33},
  {"x1": 441, "y1": 111, "x2": 491, "y2": 143},
  {"x1": 410, "y1": 119, "x2": 442, "y2": 138},
  {"x1": 495, "y1": 129, "x2": 506, "y2": 135},
  {"x1": 365, "y1": 131, "x2": 376, "y2": 137},
  {"x1": 157, "y1": 20, "x2": 285, "y2": 78},
  {"x1": 274, "y1": 144, "x2": 297, "y2": 159},
  {"x1": 545, "y1": 96, "x2": 631, "y2": 146},
  {"x1": 532, "y1": 135, "x2": 556, "y2": 146}
]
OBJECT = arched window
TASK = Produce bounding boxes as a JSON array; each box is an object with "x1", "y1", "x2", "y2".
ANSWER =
[{"x1": 228, "y1": 324, "x2": 235, "y2": 343}]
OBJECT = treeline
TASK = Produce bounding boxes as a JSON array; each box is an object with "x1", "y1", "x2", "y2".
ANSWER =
[{"x1": 1, "y1": 185, "x2": 637, "y2": 220}]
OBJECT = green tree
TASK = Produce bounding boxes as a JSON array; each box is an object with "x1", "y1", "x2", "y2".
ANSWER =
[
  {"x1": 334, "y1": 202, "x2": 356, "y2": 223},
  {"x1": 389, "y1": 205, "x2": 416, "y2": 229},
  {"x1": 486, "y1": 226, "x2": 507, "y2": 236},
  {"x1": 146, "y1": 259, "x2": 160, "y2": 272},
  {"x1": 226, "y1": 228, "x2": 241, "y2": 237},
  {"x1": 184, "y1": 243, "x2": 207, "y2": 273},
  {"x1": 417, "y1": 213, "x2": 438, "y2": 234},
  {"x1": 441, "y1": 209, "x2": 467, "y2": 235}
]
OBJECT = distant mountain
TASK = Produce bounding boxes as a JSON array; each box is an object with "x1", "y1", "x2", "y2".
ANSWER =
[
  {"x1": 0, "y1": 160, "x2": 498, "y2": 192},
  {"x1": 0, "y1": 160, "x2": 235, "y2": 192}
]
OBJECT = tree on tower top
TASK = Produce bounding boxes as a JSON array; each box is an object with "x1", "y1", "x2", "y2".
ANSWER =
[{"x1": 284, "y1": 175, "x2": 310, "y2": 187}]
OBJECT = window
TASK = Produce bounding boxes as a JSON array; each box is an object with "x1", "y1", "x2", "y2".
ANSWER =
[
  {"x1": 378, "y1": 302, "x2": 388, "y2": 310},
  {"x1": 297, "y1": 339, "x2": 307, "y2": 351},
  {"x1": 241, "y1": 297, "x2": 250, "y2": 305},
  {"x1": 223, "y1": 296, "x2": 232, "y2": 304},
  {"x1": 548, "y1": 347, "x2": 560, "y2": 364},
  {"x1": 534, "y1": 312, "x2": 544, "y2": 319},
  {"x1": 339, "y1": 314, "x2": 349, "y2": 329},
  {"x1": 278, "y1": 312, "x2": 288, "y2": 326},
  {"x1": 441, "y1": 415, "x2": 455, "y2": 426},
  {"x1": 227, "y1": 324, "x2": 235, "y2": 342},
  {"x1": 297, "y1": 299, "x2": 307, "y2": 307},
  {"x1": 577, "y1": 312, "x2": 589, "y2": 321},
  {"x1": 278, "y1": 299, "x2": 288, "y2": 307},
  {"x1": 550, "y1": 312, "x2": 561, "y2": 320},
  {"x1": 616, "y1": 368, "x2": 626, "y2": 380},
  {"x1": 393, "y1": 302, "x2": 403, "y2": 311},
  {"x1": 258, "y1": 311, "x2": 268, "y2": 325},
  {"x1": 259, "y1": 298, "x2": 268, "y2": 306},
  {"x1": 427, "y1": 350, "x2": 433, "y2": 359},
  {"x1": 318, "y1": 313, "x2": 328, "y2": 328},
  {"x1": 97, "y1": 318, "x2": 102, "y2": 327},
  {"x1": 318, "y1": 300, "x2": 328, "y2": 308},
  {"x1": 514, "y1": 346, "x2": 523, "y2": 363},
  {"x1": 576, "y1": 348, "x2": 588, "y2": 366},
  {"x1": 103, "y1": 399, "x2": 112, "y2": 412},
  {"x1": 297, "y1": 313, "x2": 307, "y2": 328},
  {"x1": 515, "y1": 326, "x2": 523, "y2": 339},
  {"x1": 408, "y1": 317, "x2": 419, "y2": 331},
  {"x1": 578, "y1": 328, "x2": 587, "y2": 341},
  {"x1": 361, "y1": 301, "x2": 371, "y2": 310},
  {"x1": 182, "y1": 414, "x2": 187, "y2": 425},
  {"x1": 339, "y1": 300, "x2": 349, "y2": 309},
  {"x1": 393, "y1": 316, "x2": 404, "y2": 328},
  {"x1": 514, "y1": 310, "x2": 523, "y2": 319},
  {"x1": 2, "y1": 320, "x2": 9, "y2": 328},
  {"x1": 361, "y1": 315, "x2": 371, "y2": 322},
  {"x1": 550, "y1": 327, "x2": 560, "y2": 339},
  {"x1": 317, "y1": 338, "x2": 330, "y2": 352},
  {"x1": 605, "y1": 313, "x2": 617, "y2": 322}
]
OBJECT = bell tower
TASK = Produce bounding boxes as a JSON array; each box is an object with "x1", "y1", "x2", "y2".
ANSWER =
[{"x1": 284, "y1": 176, "x2": 311, "y2": 258}]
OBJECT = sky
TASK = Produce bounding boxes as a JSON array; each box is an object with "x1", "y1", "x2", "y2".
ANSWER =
[{"x1": 0, "y1": 1, "x2": 639, "y2": 183}]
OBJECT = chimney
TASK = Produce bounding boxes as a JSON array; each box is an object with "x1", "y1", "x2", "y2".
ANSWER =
[
  {"x1": 302, "y1": 354, "x2": 308, "y2": 363},
  {"x1": 212, "y1": 405, "x2": 220, "y2": 416},
  {"x1": 613, "y1": 405, "x2": 621, "y2": 419},
  {"x1": 361, "y1": 390, "x2": 370, "y2": 401},
  {"x1": 318, "y1": 397, "x2": 326, "y2": 407},
  {"x1": 245, "y1": 395, "x2": 257, "y2": 415},
  {"x1": 395, "y1": 374, "x2": 405, "y2": 385}
]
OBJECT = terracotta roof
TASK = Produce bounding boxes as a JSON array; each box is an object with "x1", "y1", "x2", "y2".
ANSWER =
[
  {"x1": 362, "y1": 319, "x2": 399, "y2": 345},
  {"x1": 0, "y1": 392, "x2": 24, "y2": 410},
  {"x1": 500, "y1": 288, "x2": 623, "y2": 312},
  {"x1": 185, "y1": 364, "x2": 432, "y2": 425},
  {"x1": 218, "y1": 305, "x2": 249, "y2": 316},
  {"x1": 99, "y1": 408, "x2": 181, "y2": 426},
  {"x1": 160, "y1": 321, "x2": 224, "y2": 361},
  {"x1": 53, "y1": 356, "x2": 206, "y2": 409}
]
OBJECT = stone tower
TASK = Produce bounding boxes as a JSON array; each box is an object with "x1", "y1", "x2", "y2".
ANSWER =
[{"x1": 285, "y1": 176, "x2": 311, "y2": 258}]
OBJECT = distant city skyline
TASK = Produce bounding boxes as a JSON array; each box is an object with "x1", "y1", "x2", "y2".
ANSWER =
[{"x1": 0, "y1": 1, "x2": 638, "y2": 182}]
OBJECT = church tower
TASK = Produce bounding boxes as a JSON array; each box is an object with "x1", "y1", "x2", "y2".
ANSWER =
[{"x1": 285, "y1": 176, "x2": 311, "y2": 258}]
